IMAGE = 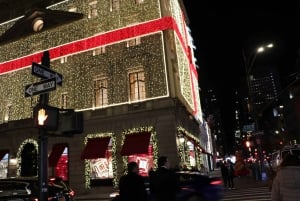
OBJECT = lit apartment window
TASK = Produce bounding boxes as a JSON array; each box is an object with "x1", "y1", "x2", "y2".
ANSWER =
[
  {"x1": 126, "y1": 37, "x2": 141, "y2": 47},
  {"x1": 93, "y1": 46, "x2": 106, "y2": 56},
  {"x1": 135, "y1": 0, "x2": 144, "y2": 4},
  {"x1": 110, "y1": 0, "x2": 120, "y2": 11},
  {"x1": 94, "y1": 77, "x2": 108, "y2": 107},
  {"x1": 88, "y1": 1, "x2": 98, "y2": 18},
  {"x1": 60, "y1": 93, "x2": 68, "y2": 109},
  {"x1": 129, "y1": 71, "x2": 145, "y2": 101}
]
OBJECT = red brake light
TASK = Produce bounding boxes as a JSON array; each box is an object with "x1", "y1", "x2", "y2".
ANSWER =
[
  {"x1": 210, "y1": 180, "x2": 222, "y2": 185},
  {"x1": 69, "y1": 190, "x2": 75, "y2": 197}
]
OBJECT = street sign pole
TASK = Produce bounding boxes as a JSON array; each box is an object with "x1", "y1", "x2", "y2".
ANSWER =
[{"x1": 38, "y1": 51, "x2": 49, "y2": 201}]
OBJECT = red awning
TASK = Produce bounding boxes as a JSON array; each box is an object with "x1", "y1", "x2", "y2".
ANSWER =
[
  {"x1": 48, "y1": 143, "x2": 68, "y2": 167},
  {"x1": 121, "y1": 132, "x2": 151, "y2": 156},
  {"x1": 0, "y1": 149, "x2": 9, "y2": 161},
  {"x1": 81, "y1": 137, "x2": 111, "y2": 160}
]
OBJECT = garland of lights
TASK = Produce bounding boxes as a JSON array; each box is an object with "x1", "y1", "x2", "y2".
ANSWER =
[
  {"x1": 177, "y1": 126, "x2": 203, "y2": 170},
  {"x1": 16, "y1": 138, "x2": 38, "y2": 176},
  {"x1": 121, "y1": 126, "x2": 158, "y2": 178},
  {"x1": 0, "y1": 1, "x2": 200, "y2": 122},
  {"x1": 83, "y1": 132, "x2": 116, "y2": 188}
]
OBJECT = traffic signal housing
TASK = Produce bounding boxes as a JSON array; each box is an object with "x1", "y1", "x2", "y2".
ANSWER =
[
  {"x1": 33, "y1": 104, "x2": 59, "y2": 130},
  {"x1": 56, "y1": 109, "x2": 83, "y2": 135},
  {"x1": 33, "y1": 105, "x2": 83, "y2": 135}
]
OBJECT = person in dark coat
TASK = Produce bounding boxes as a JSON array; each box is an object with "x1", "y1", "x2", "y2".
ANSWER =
[
  {"x1": 271, "y1": 154, "x2": 300, "y2": 201},
  {"x1": 227, "y1": 159, "x2": 235, "y2": 189},
  {"x1": 150, "y1": 156, "x2": 180, "y2": 201},
  {"x1": 118, "y1": 161, "x2": 147, "y2": 201},
  {"x1": 220, "y1": 160, "x2": 228, "y2": 188}
]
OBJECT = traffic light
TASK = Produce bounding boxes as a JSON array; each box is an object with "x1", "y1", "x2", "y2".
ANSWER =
[
  {"x1": 33, "y1": 104, "x2": 59, "y2": 130},
  {"x1": 33, "y1": 105, "x2": 83, "y2": 135}
]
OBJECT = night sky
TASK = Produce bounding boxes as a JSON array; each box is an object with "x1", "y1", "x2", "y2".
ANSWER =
[{"x1": 183, "y1": 1, "x2": 300, "y2": 153}]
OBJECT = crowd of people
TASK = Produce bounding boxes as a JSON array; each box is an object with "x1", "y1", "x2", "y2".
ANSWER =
[
  {"x1": 115, "y1": 156, "x2": 180, "y2": 201},
  {"x1": 114, "y1": 152, "x2": 300, "y2": 201},
  {"x1": 220, "y1": 159, "x2": 235, "y2": 189}
]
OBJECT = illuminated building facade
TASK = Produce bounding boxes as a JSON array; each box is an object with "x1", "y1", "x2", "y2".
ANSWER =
[{"x1": 0, "y1": 0, "x2": 207, "y2": 193}]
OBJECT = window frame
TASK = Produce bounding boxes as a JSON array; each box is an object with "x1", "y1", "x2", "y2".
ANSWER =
[
  {"x1": 94, "y1": 76, "x2": 109, "y2": 108},
  {"x1": 110, "y1": 0, "x2": 120, "y2": 12},
  {"x1": 88, "y1": 1, "x2": 98, "y2": 18},
  {"x1": 128, "y1": 69, "x2": 146, "y2": 102}
]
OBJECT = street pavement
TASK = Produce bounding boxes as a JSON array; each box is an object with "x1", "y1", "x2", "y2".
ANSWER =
[
  {"x1": 75, "y1": 169, "x2": 270, "y2": 201},
  {"x1": 222, "y1": 186, "x2": 271, "y2": 201}
]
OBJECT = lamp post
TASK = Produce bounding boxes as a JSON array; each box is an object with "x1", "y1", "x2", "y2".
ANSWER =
[
  {"x1": 242, "y1": 43, "x2": 273, "y2": 181},
  {"x1": 242, "y1": 43, "x2": 274, "y2": 129}
]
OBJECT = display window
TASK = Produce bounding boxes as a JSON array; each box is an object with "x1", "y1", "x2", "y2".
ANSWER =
[
  {"x1": 90, "y1": 147, "x2": 113, "y2": 180},
  {"x1": 81, "y1": 135, "x2": 116, "y2": 187},
  {"x1": 0, "y1": 153, "x2": 8, "y2": 179},
  {"x1": 54, "y1": 147, "x2": 68, "y2": 181},
  {"x1": 127, "y1": 145, "x2": 154, "y2": 177},
  {"x1": 187, "y1": 141, "x2": 196, "y2": 167}
]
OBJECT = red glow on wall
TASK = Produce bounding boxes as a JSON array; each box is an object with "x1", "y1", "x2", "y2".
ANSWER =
[{"x1": 55, "y1": 155, "x2": 68, "y2": 181}]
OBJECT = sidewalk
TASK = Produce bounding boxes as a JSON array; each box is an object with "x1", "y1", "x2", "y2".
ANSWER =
[
  {"x1": 234, "y1": 175, "x2": 269, "y2": 189},
  {"x1": 76, "y1": 186, "x2": 115, "y2": 201},
  {"x1": 208, "y1": 169, "x2": 269, "y2": 189}
]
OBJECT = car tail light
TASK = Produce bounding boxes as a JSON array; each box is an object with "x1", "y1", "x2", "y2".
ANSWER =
[
  {"x1": 69, "y1": 190, "x2": 75, "y2": 197},
  {"x1": 181, "y1": 187, "x2": 195, "y2": 192},
  {"x1": 210, "y1": 180, "x2": 222, "y2": 185}
]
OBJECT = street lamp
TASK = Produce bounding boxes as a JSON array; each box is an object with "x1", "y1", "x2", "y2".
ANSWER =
[
  {"x1": 243, "y1": 43, "x2": 274, "y2": 125},
  {"x1": 244, "y1": 43, "x2": 274, "y2": 80},
  {"x1": 242, "y1": 43, "x2": 273, "y2": 181}
]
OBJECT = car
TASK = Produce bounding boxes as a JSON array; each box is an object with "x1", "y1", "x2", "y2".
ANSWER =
[
  {"x1": 110, "y1": 171, "x2": 223, "y2": 201},
  {"x1": 175, "y1": 171, "x2": 223, "y2": 201},
  {"x1": 0, "y1": 177, "x2": 75, "y2": 201},
  {"x1": 271, "y1": 144, "x2": 300, "y2": 171}
]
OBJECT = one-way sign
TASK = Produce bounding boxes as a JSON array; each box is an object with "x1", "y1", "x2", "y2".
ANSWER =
[
  {"x1": 32, "y1": 62, "x2": 63, "y2": 85},
  {"x1": 25, "y1": 78, "x2": 57, "y2": 97}
]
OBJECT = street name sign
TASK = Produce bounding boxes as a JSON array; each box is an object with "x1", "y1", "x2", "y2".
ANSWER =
[
  {"x1": 25, "y1": 78, "x2": 57, "y2": 97},
  {"x1": 253, "y1": 131, "x2": 264, "y2": 136},
  {"x1": 32, "y1": 62, "x2": 63, "y2": 85}
]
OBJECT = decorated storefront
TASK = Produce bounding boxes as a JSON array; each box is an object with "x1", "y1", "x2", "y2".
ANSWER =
[
  {"x1": 81, "y1": 132, "x2": 117, "y2": 187},
  {"x1": 177, "y1": 126, "x2": 207, "y2": 172},
  {"x1": 121, "y1": 126, "x2": 158, "y2": 177},
  {"x1": 78, "y1": 126, "x2": 158, "y2": 188}
]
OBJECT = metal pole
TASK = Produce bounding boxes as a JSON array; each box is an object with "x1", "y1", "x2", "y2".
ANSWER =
[
  {"x1": 243, "y1": 49, "x2": 263, "y2": 180},
  {"x1": 38, "y1": 51, "x2": 50, "y2": 201}
]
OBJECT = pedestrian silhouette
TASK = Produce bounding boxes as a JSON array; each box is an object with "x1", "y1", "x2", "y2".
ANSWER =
[
  {"x1": 271, "y1": 154, "x2": 300, "y2": 201},
  {"x1": 149, "y1": 156, "x2": 180, "y2": 201},
  {"x1": 118, "y1": 161, "x2": 147, "y2": 201},
  {"x1": 220, "y1": 160, "x2": 228, "y2": 188}
]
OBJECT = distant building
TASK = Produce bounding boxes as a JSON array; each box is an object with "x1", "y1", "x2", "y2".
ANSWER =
[
  {"x1": 283, "y1": 74, "x2": 300, "y2": 144},
  {"x1": 249, "y1": 65, "x2": 281, "y2": 115},
  {"x1": 202, "y1": 88, "x2": 225, "y2": 157}
]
